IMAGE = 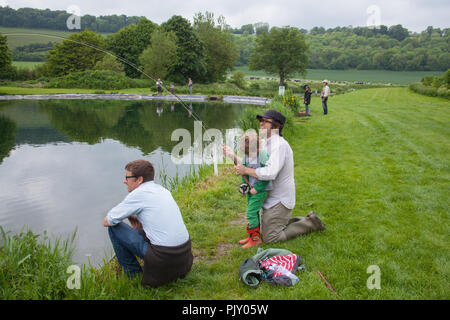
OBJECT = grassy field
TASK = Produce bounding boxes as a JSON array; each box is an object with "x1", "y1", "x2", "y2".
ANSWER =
[
  {"x1": 12, "y1": 61, "x2": 45, "y2": 69},
  {"x1": 1, "y1": 87, "x2": 449, "y2": 300},
  {"x1": 0, "y1": 27, "x2": 110, "y2": 49},
  {"x1": 233, "y1": 65, "x2": 444, "y2": 85}
]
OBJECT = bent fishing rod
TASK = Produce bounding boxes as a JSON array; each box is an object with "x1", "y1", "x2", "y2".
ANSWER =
[{"x1": 5, "y1": 32, "x2": 210, "y2": 131}]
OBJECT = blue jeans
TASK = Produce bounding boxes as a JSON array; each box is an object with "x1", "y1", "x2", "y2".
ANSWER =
[
  {"x1": 322, "y1": 97, "x2": 328, "y2": 115},
  {"x1": 108, "y1": 222, "x2": 149, "y2": 277},
  {"x1": 305, "y1": 104, "x2": 310, "y2": 115}
]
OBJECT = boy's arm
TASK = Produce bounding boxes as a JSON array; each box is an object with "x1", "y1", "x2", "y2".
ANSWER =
[
  {"x1": 223, "y1": 144, "x2": 242, "y2": 165},
  {"x1": 252, "y1": 151, "x2": 270, "y2": 192},
  {"x1": 253, "y1": 179, "x2": 270, "y2": 192}
]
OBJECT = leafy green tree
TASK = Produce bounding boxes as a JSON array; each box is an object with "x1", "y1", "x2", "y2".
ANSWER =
[
  {"x1": 107, "y1": 18, "x2": 157, "y2": 78},
  {"x1": 231, "y1": 33, "x2": 255, "y2": 66},
  {"x1": 193, "y1": 12, "x2": 239, "y2": 83},
  {"x1": 388, "y1": 24, "x2": 409, "y2": 41},
  {"x1": 139, "y1": 29, "x2": 178, "y2": 80},
  {"x1": 250, "y1": 27, "x2": 309, "y2": 86},
  {"x1": 443, "y1": 69, "x2": 450, "y2": 88},
  {"x1": 93, "y1": 54, "x2": 125, "y2": 74},
  {"x1": 438, "y1": 53, "x2": 450, "y2": 71},
  {"x1": 44, "y1": 30, "x2": 106, "y2": 77},
  {"x1": 161, "y1": 15, "x2": 206, "y2": 83},
  {"x1": 240, "y1": 24, "x2": 254, "y2": 34},
  {"x1": 254, "y1": 22, "x2": 269, "y2": 35},
  {"x1": 231, "y1": 70, "x2": 246, "y2": 88},
  {"x1": 0, "y1": 33, "x2": 15, "y2": 79}
]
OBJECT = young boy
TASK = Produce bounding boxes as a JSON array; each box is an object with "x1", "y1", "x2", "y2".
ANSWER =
[{"x1": 223, "y1": 131, "x2": 271, "y2": 248}]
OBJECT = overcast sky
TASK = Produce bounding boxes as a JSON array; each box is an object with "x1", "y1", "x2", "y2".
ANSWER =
[{"x1": 2, "y1": 0, "x2": 449, "y2": 32}]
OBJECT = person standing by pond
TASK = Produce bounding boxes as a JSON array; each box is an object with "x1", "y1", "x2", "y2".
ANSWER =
[
  {"x1": 321, "y1": 80, "x2": 330, "y2": 115},
  {"x1": 103, "y1": 160, "x2": 193, "y2": 287},
  {"x1": 303, "y1": 84, "x2": 312, "y2": 117},
  {"x1": 188, "y1": 78, "x2": 193, "y2": 95},
  {"x1": 234, "y1": 110, "x2": 326, "y2": 243},
  {"x1": 156, "y1": 78, "x2": 163, "y2": 95}
]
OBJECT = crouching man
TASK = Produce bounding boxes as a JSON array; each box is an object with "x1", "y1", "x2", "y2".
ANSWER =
[{"x1": 103, "y1": 159, "x2": 193, "y2": 287}]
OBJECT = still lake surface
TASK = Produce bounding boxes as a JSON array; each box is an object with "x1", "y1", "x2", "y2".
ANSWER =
[{"x1": 0, "y1": 99, "x2": 253, "y2": 266}]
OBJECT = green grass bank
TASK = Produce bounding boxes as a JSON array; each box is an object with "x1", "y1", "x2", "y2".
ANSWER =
[{"x1": 1, "y1": 87, "x2": 449, "y2": 299}]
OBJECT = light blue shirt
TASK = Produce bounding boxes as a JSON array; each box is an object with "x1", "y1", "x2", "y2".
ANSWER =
[{"x1": 106, "y1": 181, "x2": 190, "y2": 247}]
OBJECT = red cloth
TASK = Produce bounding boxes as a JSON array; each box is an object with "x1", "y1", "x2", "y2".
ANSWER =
[{"x1": 259, "y1": 254, "x2": 298, "y2": 276}]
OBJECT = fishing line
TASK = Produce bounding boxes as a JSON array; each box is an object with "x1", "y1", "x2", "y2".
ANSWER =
[{"x1": 6, "y1": 32, "x2": 243, "y2": 174}]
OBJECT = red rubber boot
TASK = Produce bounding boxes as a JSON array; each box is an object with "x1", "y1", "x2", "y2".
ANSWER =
[
  {"x1": 241, "y1": 226, "x2": 262, "y2": 249},
  {"x1": 239, "y1": 224, "x2": 250, "y2": 244}
]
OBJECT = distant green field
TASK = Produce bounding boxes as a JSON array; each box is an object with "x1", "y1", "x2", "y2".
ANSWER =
[
  {"x1": 0, "y1": 27, "x2": 110, "y2": 49},
  {"x1": 233, "y1": 65, "x2": 444, "y2": 85},
  {"x1": 12, "y1": 61, "x2": 44, "y2": 69}
]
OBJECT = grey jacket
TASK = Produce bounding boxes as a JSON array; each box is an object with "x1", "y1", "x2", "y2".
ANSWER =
[{"x1": 239, "y1": 248, "x2": 301, "y2": 287}]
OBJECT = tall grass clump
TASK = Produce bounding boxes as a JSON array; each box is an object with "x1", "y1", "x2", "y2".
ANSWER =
[
  {"x1": 0, "y1": 226, "x2": 76, "y2": 299},
  {"x1": 239, "y1": 95, "x2": 299, "y2": 142}
]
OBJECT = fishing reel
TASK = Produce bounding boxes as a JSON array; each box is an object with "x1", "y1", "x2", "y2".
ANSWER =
[{"x1": 239, "y1": 183, "x2": 250, "y2": 195}]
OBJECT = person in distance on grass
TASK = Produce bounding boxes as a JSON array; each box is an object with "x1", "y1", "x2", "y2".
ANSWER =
[
  {"x1": 156, "y1": 78, "x2": 163, "y2": 95},
  {"x1": 223, "y1": 131, "x2": 272, "y2": 248},
  {"x1": 303, "y1": 84, "x2": 312, "y2": 117},
  {"x1": 321, "y1": 80, "x2": 330, "y2": 115},
  {"x1": 234, "y1": 109, "x2": 326, "y2": 243},
  {"x1": 103, "y1": 159, "x2": 193, "y2": 288},
  {"x1": 188, "y1": 77, "x2": 193, "y2": 95}
]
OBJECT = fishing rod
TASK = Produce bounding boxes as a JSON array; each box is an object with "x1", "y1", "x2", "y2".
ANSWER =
[
  {"x1": 4, "y1": 32, "x2": 209, "y2": 131},
  {"x1": 5, "y1": 32, "x2": 246, "y2": 175}
]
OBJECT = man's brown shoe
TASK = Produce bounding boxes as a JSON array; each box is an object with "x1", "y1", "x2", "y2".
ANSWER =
[{"x1": 307, "y1": 211, "x2": 326, "y2": 231}]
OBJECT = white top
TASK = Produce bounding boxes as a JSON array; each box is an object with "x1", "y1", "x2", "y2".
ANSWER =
[
  {"x1": 321, "y1": 85, "x2": 330, "y2": 98},
  {"x1": 255, "y1": 134, "x2": 296, "y2": 210},
  {"x1": 106, "y1": 181, "x2": 190, "y2": 246}
]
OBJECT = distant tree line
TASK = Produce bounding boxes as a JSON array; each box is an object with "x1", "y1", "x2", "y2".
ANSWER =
[
  {"x1": 306, "y1": 25, "x2": 449, "y2": 71},
  {"x1": 232, "y1": 24, "x2": 449, "y2": 71},
  {"x1": 0, "y1": 6, "x2": 142, "y2": 33},
  {"x1": 1, "y1": 5, "x2": 449, "y2": 79}
]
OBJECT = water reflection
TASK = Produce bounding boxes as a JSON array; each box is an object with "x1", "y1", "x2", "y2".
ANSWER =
[
  {"x1": 0, "y1": 99, "x2": 249, "y2": 266},
  {"x1": 0, "y1": 115, "x2": 16, "y2": 164}
]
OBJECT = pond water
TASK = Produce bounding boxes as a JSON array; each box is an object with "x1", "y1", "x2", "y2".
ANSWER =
[{"x1": 0, "y1": 99, "x2": 253, "y2": 266}]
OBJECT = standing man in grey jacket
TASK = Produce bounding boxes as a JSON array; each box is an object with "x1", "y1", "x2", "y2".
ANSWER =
[{"x1": 234, "y1": 110, "x2": 325, "y2": 243}]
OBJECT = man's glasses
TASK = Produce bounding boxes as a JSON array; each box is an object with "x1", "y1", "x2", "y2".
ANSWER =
[{"x1": 125, "y1": 175, "x2": 137, "y2": 180}]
